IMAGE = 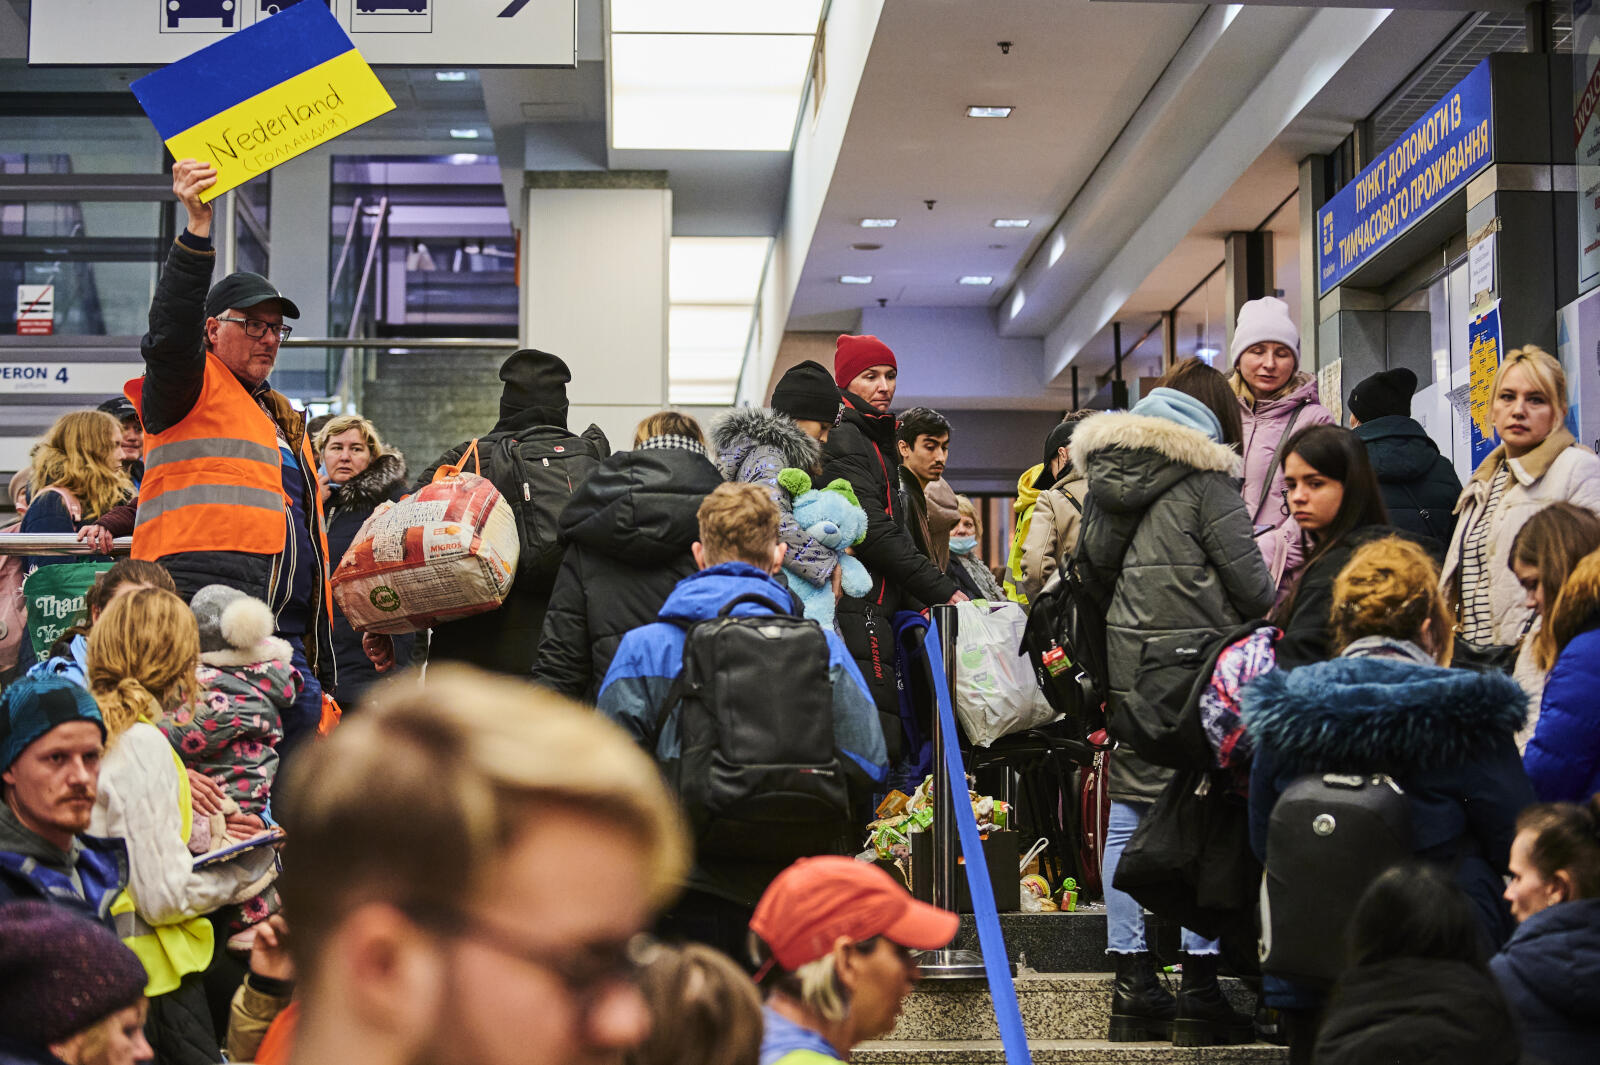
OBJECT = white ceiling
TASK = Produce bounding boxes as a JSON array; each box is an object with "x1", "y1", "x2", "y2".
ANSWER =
[{"x1": 789, "y1": 0, "x2": 1205, "y2": 319}]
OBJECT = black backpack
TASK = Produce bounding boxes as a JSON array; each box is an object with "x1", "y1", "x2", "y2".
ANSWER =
[
  {"x1": 653, "y1": 592, "x2": 852, "y2": 862},
  {"x1": 475, "y1": 425, "x2": 606, "y2": 582},
  {"x1": 1019, "y1": 558, "x2": 1109, "y2": 740},
  {"x1": 1261, "y1": 773, "x2": 1413, "y2": 987}
]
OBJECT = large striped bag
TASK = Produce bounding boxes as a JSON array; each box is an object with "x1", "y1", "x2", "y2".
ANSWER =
[{"x1": 330, "y1": 440, "x2": 521, "y2": 635}]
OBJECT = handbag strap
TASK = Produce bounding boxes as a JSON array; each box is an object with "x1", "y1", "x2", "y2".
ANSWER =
[
  {"x1": 432, "y1": 438, "x2": 481, "y2": 483},
  {"x1": 1253, "y1": 405, "x2": 1304, "y2": 524}
]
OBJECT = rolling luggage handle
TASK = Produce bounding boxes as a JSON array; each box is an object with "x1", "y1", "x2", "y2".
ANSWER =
[{"x1": 923, "y1": 604, "x2": 1032, "y2": 1065}]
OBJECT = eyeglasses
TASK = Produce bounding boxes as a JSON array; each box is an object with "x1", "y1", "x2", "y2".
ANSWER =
[
  {"x1": 405, "y1": 905, "x2": 656, "y2": 1017},
  {"x1": 216, "y1": 317, "x2": 292, "y2": 341}
]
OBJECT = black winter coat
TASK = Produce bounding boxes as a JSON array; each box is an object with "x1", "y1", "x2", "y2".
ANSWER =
[
  {"x1": 1245, "y1": 653, "x2": 1532, "y2": 950},
  {"x1": 1071, "y1": 409, "x2": 1274, "y2": 803},
  {"x1": 1314, "y1": 957, "x2": 1522, "y2": 1065},
  {"x1": 532, "y1": 446, "x2": 722, "y2": 702},
  {"x1": 1274, "y1": 524, "x2": 1394, "y2": 669},
  {"x1": 1355, "y1": 415, "x2": 1462, "y2": 546},
  {"x1": 324, "y1": 451, "x2": 414, "y2": 709},
  {"x1": 1490, "y1": 898, "x2": 1600, "y2": 1065},
  {"x1": 416, "y1": 407, "x2": 611, "y2": 676},
  {"x1": 820, "y1": 391, "x2": 956, "y2": 611}
]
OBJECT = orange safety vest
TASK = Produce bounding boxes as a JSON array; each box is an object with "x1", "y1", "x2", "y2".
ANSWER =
[{"x1": 126, "y1": 353, "x2": 291, "y2": 559}]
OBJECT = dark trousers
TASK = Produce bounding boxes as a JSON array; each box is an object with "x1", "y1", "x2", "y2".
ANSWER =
[
  {"x1": 656, "y1": 889, "x2": 758, "y2": 971},
  {"x1": 835, "y1": 598, "x2": 902, "y2": 763}
]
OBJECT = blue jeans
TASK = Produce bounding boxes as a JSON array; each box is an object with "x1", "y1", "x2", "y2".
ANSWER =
[
  {"x1": 1102, "y1": 799, "x2": 1219, "y2": 955},
  {"x1": 280, "y1": 638, "x2": 323, "y2": 760}
]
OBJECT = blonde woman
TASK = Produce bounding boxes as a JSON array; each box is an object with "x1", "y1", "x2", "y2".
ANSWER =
[
  {"x1": 20, "y1": 410, "x2": 133, "y2": 570},
  {"x1": 948, "y1": 495, "x2": 1004, "y2": 601},
  {"x1": 314, "y1": 414, "x2": 411, "y2": 707},
  {"x1": 86, "y1": 588, "x2": 278, "y2": 1065},
  {"x1": 1442, "y1": 347, "x2": 1600, "y2": 658}
]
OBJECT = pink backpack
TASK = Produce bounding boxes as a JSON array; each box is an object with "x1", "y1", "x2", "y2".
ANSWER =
[{"x1": 0, "y1": 486, "x2": 81, "y2": 672}]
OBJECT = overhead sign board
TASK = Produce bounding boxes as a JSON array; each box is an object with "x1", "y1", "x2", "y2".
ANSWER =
[
  {"x1": 29, "y1": 0, "x2": 575, "y2": 67},
  {"x1": 0, "y1": 361, "x2": 140, "y2": 394},
  {"x1": 131, "y1": 2, "x2": 394, "y2": 202},
  {"x1": 1318, "y1": 59, "x2": 1494, "y2": 294}
]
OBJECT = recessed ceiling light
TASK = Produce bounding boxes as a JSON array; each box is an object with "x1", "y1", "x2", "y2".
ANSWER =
[
  {"x1": 860, "y1": 218, "x2": 898, "y2": 228},
  {"x1": 839, "y1": 275, "x2": 873, "y2": 285},
  {"x1": 966, "y1": 106, "x2": 1014, "y2": 119},
  {"x1": 449, "y1": 128, "x2": 480, "y2": 139},
  {"x1": 992, "y1": 218, "x2": 1030, "y2": 228},
  {"x1": 447, "y1": 153, "x2": 482, "y2": 165},
  {"x1": 959, "y1": 276, "x2": 994, "y2": 285},
  {"x1": 435, "y1": 71, "x2": 469, "y2": 82}
]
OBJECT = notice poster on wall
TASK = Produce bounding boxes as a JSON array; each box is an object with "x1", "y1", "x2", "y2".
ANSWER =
[
  {"x1": 1468, "y1": 301, "x2": 1504, "y2": 467},
  {"x1": 1577, "y1": 0, "x2": 1600, "y2": 293}
]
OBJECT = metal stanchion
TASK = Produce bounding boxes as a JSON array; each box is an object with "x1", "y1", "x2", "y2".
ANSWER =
[{"x1": 919, "y1": 603, "x2": 986, "y2": 979}]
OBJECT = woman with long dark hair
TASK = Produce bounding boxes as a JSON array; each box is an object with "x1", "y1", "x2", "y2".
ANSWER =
[{"x1": 1270, "y1": 425, "x2": 1391, "y2": 668}]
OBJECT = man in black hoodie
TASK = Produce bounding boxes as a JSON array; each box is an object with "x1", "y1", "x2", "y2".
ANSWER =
[
  {"x1": 1347, "y1": 367, "x2": 1461, "y2": 546},
  {"x1": 415, "y1": 350, "x2": 609, "y2": 675}
]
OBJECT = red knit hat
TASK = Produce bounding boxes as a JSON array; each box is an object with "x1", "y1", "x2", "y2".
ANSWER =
[
  {"x1": 834, "y1": 334, "x2": 898, "y2": 388},
  {"x1": 750, "y1": 856, "x2": 958, "y2": 972}
]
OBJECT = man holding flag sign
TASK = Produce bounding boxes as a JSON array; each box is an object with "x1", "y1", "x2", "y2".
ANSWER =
[{"x1": 122, "y1": 158, "x2": 336, "y2": 756}]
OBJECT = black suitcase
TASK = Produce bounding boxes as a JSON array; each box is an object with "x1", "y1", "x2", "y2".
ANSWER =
[{"x1": 1260, "y1": 773, "x2": 1412, "y2": 987}]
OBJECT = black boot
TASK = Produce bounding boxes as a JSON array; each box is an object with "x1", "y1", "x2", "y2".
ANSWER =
[
  {"x1": 1172, "y1": 952, "x2": 1255, "y2": 1047},
  {"x1": 1107, "y1": 952, "x2": 1175, "y2": 1041}
]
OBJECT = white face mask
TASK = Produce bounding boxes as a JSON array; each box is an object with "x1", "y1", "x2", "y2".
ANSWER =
[{"x1": 949, "y1": 536, "x2": 977, "y2": 556}]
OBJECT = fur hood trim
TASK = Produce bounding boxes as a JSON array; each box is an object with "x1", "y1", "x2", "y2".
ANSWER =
[
  {"x1": 200, "y1": 634, "x2": 295, "y2": 670},
  {"x1": 711, "y1": 407, "x2": 821, "y2": 470},
  {"x1": 328, "y1": 451, "x2": 407, "y2": 511},
  {"x1": 1242, "y1": 656, "x2": 1526, "y2": 776},
  {"x1": 1071, "y1": 411, "x2": 1242, "y2": 480}
]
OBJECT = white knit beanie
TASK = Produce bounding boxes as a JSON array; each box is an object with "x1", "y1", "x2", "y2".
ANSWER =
[{"x1": 1229, "y1": 296, "x2": 1300, "y2": 366}]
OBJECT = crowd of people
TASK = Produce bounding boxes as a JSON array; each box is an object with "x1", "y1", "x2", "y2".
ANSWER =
[{"x1": 3, "y1": 159, "x2": 1600, "y2": 1065}]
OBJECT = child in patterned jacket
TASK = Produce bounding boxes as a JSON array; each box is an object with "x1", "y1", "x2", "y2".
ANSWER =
[{"x1": 164, "y1": 583, "x2": 301, "y2": 949}]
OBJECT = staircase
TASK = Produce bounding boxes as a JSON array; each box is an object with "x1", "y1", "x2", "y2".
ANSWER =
[
  {"x1": 857, "y1": 911, "x2": 1287, "y2": 1065},
  {"x1": 359, "y1": 348, "x2": 507, "y2": 480}
]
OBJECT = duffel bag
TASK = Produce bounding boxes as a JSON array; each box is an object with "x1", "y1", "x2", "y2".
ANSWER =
[{"x1": 331, "y1": 440, "x2": 521, "y2": 635}]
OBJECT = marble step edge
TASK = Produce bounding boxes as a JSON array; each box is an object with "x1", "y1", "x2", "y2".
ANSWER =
[
  {"x1": 908, "y1": 973, "x2": 1248, "y2": 993},
  {"x1": 856, "y1": 1039, "x2": 1287, "y2": 1063}
]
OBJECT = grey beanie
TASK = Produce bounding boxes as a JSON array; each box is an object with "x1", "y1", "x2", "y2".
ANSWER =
[{"x1": 190, "y1": 584, "x2": 274, "y2": 655}]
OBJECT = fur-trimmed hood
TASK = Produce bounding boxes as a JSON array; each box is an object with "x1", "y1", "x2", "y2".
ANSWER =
[
  {"x1": 200, "y1": 633, "x2": 295, "y2": 670},
  {"x1": 327, "y1": 451, "x2": 407, "y2": 513},
  {"x1": 1072, "y1": 410, "x2": 1242, "y2": 515},
  {"x1": 711, "y1": 406, "x2": 821, "y2": 476},
  {"x1": 1243, "y1": 656, "x2": 1526, "y2": 777}
]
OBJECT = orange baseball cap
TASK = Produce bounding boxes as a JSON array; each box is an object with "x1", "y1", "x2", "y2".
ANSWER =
[{"x1": 750, "y1": 856, "x2": 960, "y2": 971}]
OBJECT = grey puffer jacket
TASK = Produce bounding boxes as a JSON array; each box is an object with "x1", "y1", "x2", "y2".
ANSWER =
[
  {"x1": 1073, "y1": 411, "x2": 1275, "y2": 802},
  {"x1": 711, "y1": 407, "x2": 836, "y2": 587}
]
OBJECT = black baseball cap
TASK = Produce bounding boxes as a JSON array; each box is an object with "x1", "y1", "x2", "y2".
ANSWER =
[
  {"x1": 96, "y1": 396, "x2": 139, "y2": 424},
  {"x1": 204, "y1": 271, "x2": 301, "y2": 320}
]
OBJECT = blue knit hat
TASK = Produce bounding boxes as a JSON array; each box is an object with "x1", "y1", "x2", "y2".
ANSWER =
[{"x1": 0, "y1": 674, "x2": 105, "y2": 773}]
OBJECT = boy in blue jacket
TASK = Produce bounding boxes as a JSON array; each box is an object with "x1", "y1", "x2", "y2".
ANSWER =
[{"x1": 598, "y1": 482, "x2": 887, "y2": 960}]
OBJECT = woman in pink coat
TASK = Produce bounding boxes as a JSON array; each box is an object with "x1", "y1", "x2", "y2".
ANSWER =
[{"x1": 1229, "y1": 296, "x2": 1335, "y2": 601}]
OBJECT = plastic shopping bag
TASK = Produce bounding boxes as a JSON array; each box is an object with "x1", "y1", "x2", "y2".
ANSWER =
[{"x1": 952, "y1": 599, "x2": 1058, "y2": 746}]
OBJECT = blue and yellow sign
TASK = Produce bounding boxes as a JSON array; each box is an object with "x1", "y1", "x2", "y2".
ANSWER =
[
  {"x1": 1318, "y1": 60, "x2": 1494, "y2": 294},
  {"x1": 131, "y1": 2, "x2": 394, "y2": 202}
]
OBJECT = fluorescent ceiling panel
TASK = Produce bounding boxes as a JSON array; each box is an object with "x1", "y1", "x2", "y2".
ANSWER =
[
  {"x1": 670, "y1": 237, "x2": 770, "y2": 304},
  {"x1": 611, "y1": 34, "x2": 815, "y2": 151},
  {"x1": 670, "y1": 305, "x2": 754, "y2": 349},
  {"x1": 611, "y1": 0, "x2": 823, "y2": 35}
]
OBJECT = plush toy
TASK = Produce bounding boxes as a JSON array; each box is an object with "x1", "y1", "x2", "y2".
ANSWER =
[{"x1": 776, "y1": 468, "x2": 872, "y2": 629}]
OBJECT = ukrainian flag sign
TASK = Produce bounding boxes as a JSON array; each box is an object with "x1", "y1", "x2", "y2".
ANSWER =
[{"x1": 130, "y1": 2, "x2": 394, "y2": 203}]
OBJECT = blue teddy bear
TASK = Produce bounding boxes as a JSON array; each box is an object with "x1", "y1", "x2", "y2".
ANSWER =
[{"x1": 776, "y1": 467, "x2": 871, "y2": 629}]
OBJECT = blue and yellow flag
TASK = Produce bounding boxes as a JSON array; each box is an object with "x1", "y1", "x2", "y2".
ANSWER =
[{"x1": 131, "y1": 2, "x2": 394, "y2": 202}]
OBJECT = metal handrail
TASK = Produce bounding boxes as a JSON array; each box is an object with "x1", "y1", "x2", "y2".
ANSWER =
[
  {"x1": 281, "y1": 338, "x2": 519, "y2": 350},
  {"x1": 328, "y1": 195, "x2": 365, "y2": 301},
  {"x1": 0, "y1": 535, "x2": 132, "y2": 556}
]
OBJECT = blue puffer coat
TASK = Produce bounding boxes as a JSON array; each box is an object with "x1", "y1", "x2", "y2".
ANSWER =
[
  {"x1": 1244, "y1": 645, "x2": 1533, "y2": 951},
  {"x1": 1490, "y1": 898, "x2": 1600, "y2": 1065},
  {"x1": 1525, "y1": 550, "x2": 1600, "y2": 801}
]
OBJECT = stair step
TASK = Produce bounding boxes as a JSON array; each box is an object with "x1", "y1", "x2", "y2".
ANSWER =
[
  {"x1": 856, "y1": 1038, "x2": 1287, "y2": 1064},
  {"x1": 951, "y1": 910, "x2": 1109, "y2": 973},
  {"x1": 889, "y1": 973, "x2": 1253, "y2": 1043}
]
